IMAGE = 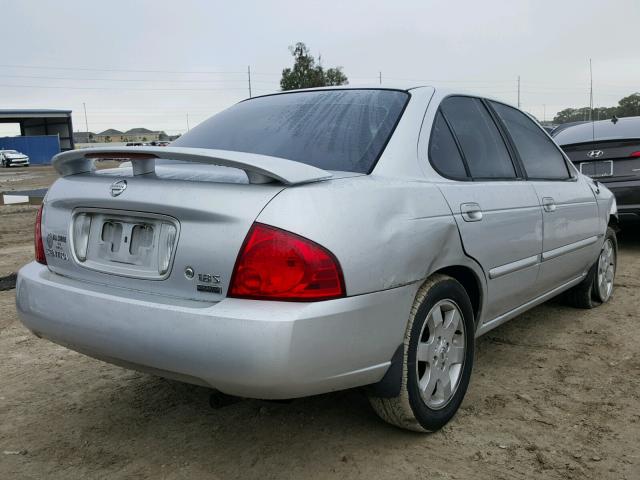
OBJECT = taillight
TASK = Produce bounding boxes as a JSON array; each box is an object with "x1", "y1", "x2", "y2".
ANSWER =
[
  {"x1": 630, "y1": 151, "x2": 640, "y2": 158},
  {"x1": 229, "y1": 223, "x2": 345, "y2": 301},
  {"x1": 35, "y1": 203, "x2": 47, "y2": 265}
]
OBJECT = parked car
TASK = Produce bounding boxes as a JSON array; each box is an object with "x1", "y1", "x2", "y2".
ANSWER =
[
  {"x1": 0, "y1": 149, "x2": 30, "y2": 167},
  {"x1": 554, "y1": 116, "x2": 640, "y2": 216},
  {"x1": 550, "y1": 120, "x2": 588, "y2": 136},
  {"x1": 16, "y1": 86, "x2": 617, "y2": 432}
]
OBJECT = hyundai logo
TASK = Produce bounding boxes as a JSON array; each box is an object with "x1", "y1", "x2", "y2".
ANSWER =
[
  {"x1": 110, "y1": 179, "x2": 127, "y2": 197},
  {"x1": 587, "y1": 150, "x2": 604, "y2": 159}
]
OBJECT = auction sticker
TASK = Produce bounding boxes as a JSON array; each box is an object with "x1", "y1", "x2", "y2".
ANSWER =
[{"x1": 45, "y1": 232, "x2": 69, "y2": 261}]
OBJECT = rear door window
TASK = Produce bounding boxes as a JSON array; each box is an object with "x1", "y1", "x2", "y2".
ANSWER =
[
  {"x1": 172, "y1": 89, "x2": 409, "y2": 174},
  {"x1": 440, "y1": 96, "x2": 516, "y2": 179},
  {"x1": 490, "y1": 101, "x2": 570, "y2": 180},
  {"x1": 429, "y1": 112, "x2": 468, "y2": 179}
]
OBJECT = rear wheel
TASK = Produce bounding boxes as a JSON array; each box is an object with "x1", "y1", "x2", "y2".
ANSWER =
[
  {"x1": 565, "y1": 227, "x2": 617, "y2": 308},
  {"x1": 369, "y1": 274, "x2": 475, "y2": 432}
]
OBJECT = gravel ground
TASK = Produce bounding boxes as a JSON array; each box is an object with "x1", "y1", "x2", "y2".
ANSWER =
[{"x1": 0, "y1": 167, "x2": 638, "y2": 479}]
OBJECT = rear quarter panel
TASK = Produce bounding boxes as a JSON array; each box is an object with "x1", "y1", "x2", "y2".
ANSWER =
[{"x1": 257, "y1": 176, "x2": 484, "y2": 298}]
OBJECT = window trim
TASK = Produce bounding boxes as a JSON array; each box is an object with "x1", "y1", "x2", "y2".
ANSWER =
[
  {"x1": 486, "y1": 99, "x2": 574, "y2": 182},
  {"x1": 428, "y1": 94, "x2": 523, "y2": 182}
]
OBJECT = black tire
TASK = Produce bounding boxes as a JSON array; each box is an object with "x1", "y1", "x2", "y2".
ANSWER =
[
  {"x1": 564, "y1": 227, "x2": 617, "y2": 309},
  {"x1": 369, "y1": 274, "x2": 475, "y2": 432}
]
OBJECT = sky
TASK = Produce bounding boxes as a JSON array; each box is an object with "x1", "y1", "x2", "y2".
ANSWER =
[{"x1": 0, "y1": 0, "x2": 638, "y2": 137}]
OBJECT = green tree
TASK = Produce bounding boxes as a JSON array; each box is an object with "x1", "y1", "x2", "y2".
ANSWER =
[
  {"x1": 616, "y1": 93, "x2": 640, "y2": 117},
  {"x1": 552, "y1": 92, "x2": 640, "y2": 124},
  {"x1": 553, "y1": 107, "x2": 591, "y2": 124},
  {"x1": 324, "y1": 67, "x2": 348, "y2": 86},
  {"x1": 280, "y1": 42, "x2": 348, "y2": 91}
]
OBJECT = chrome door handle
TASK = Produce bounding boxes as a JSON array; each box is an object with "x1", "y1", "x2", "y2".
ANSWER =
[
  {"x1": 460, "y1": 202, "x2": 483, "y2": 222},
  {"x1": 542, "y1": 197, "x2": 556, "y2": 213}
]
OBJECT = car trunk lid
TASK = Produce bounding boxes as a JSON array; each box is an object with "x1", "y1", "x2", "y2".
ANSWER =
[
  {"x1": 562, "y1": 139, "x2": 640, "y2": 180},
  {"x1": 41, "y1": 147, "x2": 338, "y2": 302}
]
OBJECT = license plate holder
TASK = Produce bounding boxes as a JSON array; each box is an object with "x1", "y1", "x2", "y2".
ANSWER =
[
  {"x1": 71, "y1": 209, "x2": 179, "y2": 279},
  {"x1": 579, "y1": 160, "x2": 613, "y2": 178}
]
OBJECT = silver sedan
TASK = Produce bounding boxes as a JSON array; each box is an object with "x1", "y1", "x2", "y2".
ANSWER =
[{"x1": 16, "y1": 86, "x2": 617, "y2": 431}]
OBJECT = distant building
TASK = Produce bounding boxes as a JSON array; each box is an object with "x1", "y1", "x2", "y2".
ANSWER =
[
  {"x1": 76, "y1": 128, "x2": 169, "y2": 144},
  {"x1": 73, "y1": 131, "x2": 95, "y2": 143}
]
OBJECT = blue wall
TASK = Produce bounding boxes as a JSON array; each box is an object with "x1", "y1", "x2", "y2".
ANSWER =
[{"x1": 0, "y1": 135, "x2": 61, "y2": 165}]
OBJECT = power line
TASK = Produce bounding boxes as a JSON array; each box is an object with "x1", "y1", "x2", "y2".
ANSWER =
[
  {"x1": 0, "y1": 73, "x2": 276, "y2": 85},
  {"x1": 0, "y1": 63, "x2": 246, "y2": 75},
  {"x1": 0, "y1": 83, "x2": 271, "y2": 92}
]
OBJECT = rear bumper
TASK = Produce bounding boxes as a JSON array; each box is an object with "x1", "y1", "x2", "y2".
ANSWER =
[
  {"x1": 16, "y1": 262, "x2": 415, "y2": 399},
  {"x1": 602, "y1": 179, "x2": 640, "y2": 214}
]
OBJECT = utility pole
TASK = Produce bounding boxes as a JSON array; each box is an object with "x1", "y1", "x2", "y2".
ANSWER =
[
  {"x1": 517, "y1": 76, "x2": 521, "y2": 109},
  {"x1": 186, "y1": 113, "x2": 190, "y2": 132},
  {"x1": 82, "y1": 102, "x2": 90, "y2": 142},
  {"x1": 589, "y1": 58, "x2": 594, "y2": 121},
  {"x1": 247, "y1": 65, "x2": 252, "y2": 98},
  {"x1": 589, "y1": 58, "x2": 595, "y2": 140},
  {"x1": 379, "y1": 71, "x2": 382, "y2": 85}
]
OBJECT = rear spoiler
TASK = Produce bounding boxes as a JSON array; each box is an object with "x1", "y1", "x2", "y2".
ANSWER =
[{"x1": 52, "y1": 146, "x2": 332, "y2": 185}]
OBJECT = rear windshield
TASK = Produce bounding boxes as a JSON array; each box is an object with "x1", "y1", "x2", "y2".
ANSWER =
[{"x1": 172, "y1": 89, "x2": 409, "y2": 173}]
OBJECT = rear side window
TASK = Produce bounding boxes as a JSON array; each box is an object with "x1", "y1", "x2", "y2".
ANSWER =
[
  {"x1": 440, "y1": 96, "x2": 516, "y2": 179},
  {"x1": 172, "y1": 89, "x2": 408, "y2": 174},
  {"x1": 490, "y1": 101, "x2": 570, "y2": 180},
  {"x1": 429, "y1": 112, "x2": 468, "y2": 179}
]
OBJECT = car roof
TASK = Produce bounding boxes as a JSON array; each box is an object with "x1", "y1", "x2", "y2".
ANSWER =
[
  {"x1": 553, "y1": 116, "x2": 640, "y2": 145},
  {"x1": 246, "y1": 84, "x2": 521, "y2": 109}
]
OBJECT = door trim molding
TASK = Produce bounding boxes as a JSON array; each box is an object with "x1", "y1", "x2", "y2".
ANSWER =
[
  {"x1": 541, "y1": 235, "x2": 599, "y2": 261},
  {"x1": 489, "y1": 254, "x2": 539, "y2": 279}
]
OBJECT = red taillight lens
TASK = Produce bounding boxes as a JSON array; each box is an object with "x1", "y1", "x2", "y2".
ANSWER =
[
  {"x1": 630, "y1": 151, "x2": 640, "y2": 158},
  {"x1": 229, "y1": 223, "x2": 345, "y2": 301},
  {"x1": 35, "y1": 203, "x2": 47, "y2": 265}
]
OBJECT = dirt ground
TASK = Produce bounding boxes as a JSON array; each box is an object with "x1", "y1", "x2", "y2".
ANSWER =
[
  {"x1": 0, "y1": 166, "x2": 54, "y2": 279},
  {"x1": 0, "y1": 167, "x2": 638, "y2": 479}
]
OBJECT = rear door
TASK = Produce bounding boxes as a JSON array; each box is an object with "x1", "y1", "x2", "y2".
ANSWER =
[
  {"x1": 489, "y1": 101, "x2": 600, "y2": 292},
  {"x1": 429, "y1": 96, "x2": 543, "y2": 321}
]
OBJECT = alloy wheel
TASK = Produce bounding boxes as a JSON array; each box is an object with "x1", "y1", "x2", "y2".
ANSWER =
[
  {"x1": 596, "y1": 238, "x2": 615, "y2": 302},
  {"x1": 416, "y1": 299, "x2": 466, "y2": 409}
]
